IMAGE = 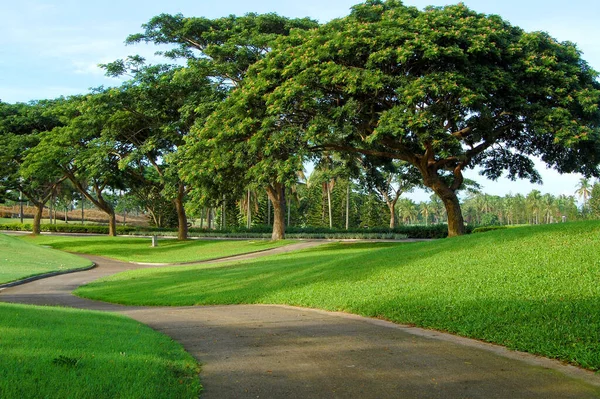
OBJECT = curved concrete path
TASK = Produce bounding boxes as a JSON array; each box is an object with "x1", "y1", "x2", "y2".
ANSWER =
[{"x1": 1, "y1": 242, "x2": 600, "y2": 398}]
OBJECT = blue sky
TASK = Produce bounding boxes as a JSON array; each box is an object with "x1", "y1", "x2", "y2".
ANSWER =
[{"x1": 1, "y1": 0, "x2": 598, "y2": 202}]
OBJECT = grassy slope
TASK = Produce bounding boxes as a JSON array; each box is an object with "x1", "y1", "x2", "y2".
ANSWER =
[
  {"x1": 76, "y1": 221, "x2": 600, "y2": 371},
  {"x1": 0, "y1": 303, "x2": 200, "y2": 399},
  {"x1": 19, "y1": 235, "x2": 293, "y2": 263},
  {"x1": 0, "y1": 233, "x2": 92, "y2": 284}
]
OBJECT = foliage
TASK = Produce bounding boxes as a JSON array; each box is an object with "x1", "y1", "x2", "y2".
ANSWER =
[
  {"x1": 100, "y1": 59, "x2": 226, "y2": 239},
  {"x1": 128, "y1": 12, "x2": 320, "y2": 240},
  {"x1": 20, "y1": 94, "x2": 130, "y2": 236},
  {"x1": 462, "y1": 191, "x2": 580, "y2": 225},
  {"x1": 76, "y1": 221, "x2": 600, "y2": 371},
  {"x1": 0, "y1": 100, "x2": 67, "y2": 233},
  {"x1": 225, "y1": 0, "x2": 600, "y2": 236},
  {"x1": 590, "y1": 182, "x2": 600, "y2": 218},
  {"x1": 126, "y1": 12, "x2": 318, "y2": 85},
  {"x1": 0, "y1": 303, "x2": 200, "y2": 398}
]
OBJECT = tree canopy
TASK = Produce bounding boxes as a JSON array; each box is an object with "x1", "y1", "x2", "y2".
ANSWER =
[
  {"x1": 2, "y1": 2, "x2": 600, "y2": 239},
  {"x1": 205, "y1": 0, "x2": 600, "y2": 236}
]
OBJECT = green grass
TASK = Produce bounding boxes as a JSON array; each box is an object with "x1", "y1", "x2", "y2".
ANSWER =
[
  {"x1": 76, "y1": 221, "x2": 600, "y2": 371},
  {"x1": 0, "y1": 233, "x2": 92, "y2": 284},
  {"x1": 0, "y1": 302, "x2": 200, "y2": 398},
  {"x1": 18, "y1": 235, "x2": 294, "y2": 264}
]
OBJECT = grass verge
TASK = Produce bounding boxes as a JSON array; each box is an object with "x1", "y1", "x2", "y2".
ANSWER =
[
  {"x1": 18, "y1": 235, "x2": 293, "y2": 264},
  {"x1": 76, "y1": 221, "x2": 600, "y2": 371},
  {"x1": 0, "y1": 233, "x2": 92, "y2": 284},
  {"x1": 0, "y1": 303, "x2": 200, "y2": 399}
]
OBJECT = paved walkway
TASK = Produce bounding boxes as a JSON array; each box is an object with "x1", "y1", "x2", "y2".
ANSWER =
[{"x1": 1, "y1": 242, "x2": 599, "y2": 398}]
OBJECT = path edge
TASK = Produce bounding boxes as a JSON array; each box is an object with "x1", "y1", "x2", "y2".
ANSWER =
[{"x1": 0, "y1": 263, "x2": 96, "y2": 290}]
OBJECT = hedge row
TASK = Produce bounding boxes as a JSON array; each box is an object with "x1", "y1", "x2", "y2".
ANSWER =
[
  {"x1": 0, "y1": 223, "x2": 136, "y2": 234},
  {"x1": 129, "y1": 231, "x2": 409, "y2": 240},
  {"x1": 0, "y1": 222, "x2": 473, "y2": 239},
  {"x1": 185, "y1": 224, "x2": 458, "y2": 239}
]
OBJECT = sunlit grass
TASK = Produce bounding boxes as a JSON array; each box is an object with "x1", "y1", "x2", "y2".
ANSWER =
[
  {"x1": 19, "y1": 235, "x2": 294, "y2": 264},
  {"x1": 0, "y1": 233, "x2": 92, "y2": 284},
  {"x1": 76, "y1": 221, "x2": 600, "y2": 371},
  {"x1": 0, "y1": 303, "x2": 200, "y2": 399}
]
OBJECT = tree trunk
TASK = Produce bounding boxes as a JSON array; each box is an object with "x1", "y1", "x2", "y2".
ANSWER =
[
  {"x1": 439, "y1": 192, "x2": 465, "y2": 237},
  {"x1": 346, "y1": 183, "x2": 350, "y2": 230},
  {"x1": 108, "y1": 212, "x2": 117, "y2": 237},
  {"x1": 247, "y1": 189, "x2": 252, "y2": 229},
  {"x1": 32, "y1": 203, "x2": 43, "y2": 235},
  {"x1": 326, "y1": 181, "x2": 333, "y2": 229},
  {"x1": 147, "y1": 207, "x2": 159, "y2": 227},
  {"x1": 287, "y1": 197, "x2": 291, "y2": 226},
  {"x1": 174, "y1": 184, "x2": 188, "y2": 240},
  {"x1": 63, "y1": 173, "x2": 116, "y2": 236},
  {"x1": 222, "y1": 195, "x2": 226, "y2": 229},
  {"x1": 19, "y1": 191, "x2": 24, "y2": 224},
  {"x1": 388, "y1": 202, "x2": 396, "y2": 229},
  {"x1": 266, "y1": 183, "x2": 286, "y2": 240},
  {"x1": 426, "y1": 178, "x2": 465, "y2": 237}
]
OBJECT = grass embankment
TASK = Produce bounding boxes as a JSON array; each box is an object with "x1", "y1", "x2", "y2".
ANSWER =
[
  {"x1": 76, "y1": 221, "x2": 600, "y2": 371},
  {"x1": 19, "y1": 235, "x2": 293, "y2": 264},
  {"x1": 0, "y1": 233, "x2": 92, "y2": 284},
  {"x1": 0, "y1": 303, "x2": 200, "y2": 398}
]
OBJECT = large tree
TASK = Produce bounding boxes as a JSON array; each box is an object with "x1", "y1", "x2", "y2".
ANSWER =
[
  {"x1": 0, "y1": 101, "x2": 66, "y2": 234},
  {"x1": 128, "y1": 12, "x2": 319, "y2": 240},
  {"x1": 23, "y1": 95, "x2": 129, "y2": 236},
  {"x1": 221, "y1": 0, "x2": 600, "y2": 236},
  {"x1": 99, "y1": 59, "x2": 224, "y2": 240}
]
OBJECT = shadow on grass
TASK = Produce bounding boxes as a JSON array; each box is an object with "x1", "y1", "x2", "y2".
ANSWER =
[{"x1": 75, "y1": 240, "x2": 457, "y2": 305}]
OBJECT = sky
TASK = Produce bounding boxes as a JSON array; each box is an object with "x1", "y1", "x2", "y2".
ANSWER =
[{"x1": 1, "y1": 0, "x2": 598, "y2": 203}]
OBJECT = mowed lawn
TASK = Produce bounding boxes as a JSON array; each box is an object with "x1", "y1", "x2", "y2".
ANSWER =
[
  {"x1": 76, "y1": 221, "x2": 600, "y2": 371},
  {"x1": 18, "y1": 235, "x2": 294, "y2": 264},
  {"x1": 0, "y1": 233, "x2": 92, "y2": 284},
  {"x1": 0, "y1": 303, "x2": 200, "y2": 399}
]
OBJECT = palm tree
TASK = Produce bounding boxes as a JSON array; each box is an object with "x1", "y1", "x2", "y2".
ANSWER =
[
  {"x1": 397, "y1": 198, "x2": 418, "y2": 224},
  {"x1": 540, "y1": 193, "x2": 556, "y2": 224},
  {"x1": 419, "y1": 202, "x2": 431, "y2": 226},
  {"x1": 526, "y1": 190, "x2": 542, "y2": 224},
  {"x1": 429, "y1": 195, "x2": 445, "y2": 223},
  {"x1": 575, "y1": 178, "x2": 592, "y2": 216}
]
